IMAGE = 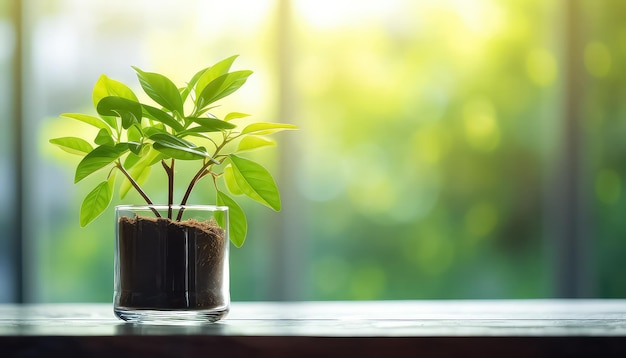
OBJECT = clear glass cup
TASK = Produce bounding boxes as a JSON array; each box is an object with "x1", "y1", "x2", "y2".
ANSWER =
[{"x1": 114, "y1": 205, "x2": 229, "y2": 324}]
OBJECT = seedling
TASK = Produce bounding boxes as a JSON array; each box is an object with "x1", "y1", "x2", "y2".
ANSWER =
[{"x1": 50, "y1": 55, "x2": 296, "y2": 247}]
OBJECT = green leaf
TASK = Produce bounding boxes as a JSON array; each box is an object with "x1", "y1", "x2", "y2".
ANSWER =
[
  {"x1": 49, "y1": 137, "x2": 93, "y2": 155},
  {"x1": 224, "y1": 112, "x2": 250, "y2": 121},
  {"x1": 196, "y1": 70, "x2": 253, "y2": 110},
  {"x1": 187, "y1": 117, "x2": 236, "y2": 132},
  {"x1": 216, "y1": 190, "x2": 247, "y2": 247},
  {"x1": 123, "y1": 152, "x2": 141, "y2": 170},
  {"x1": 60, "y1": 113, "x2": 112, "y2": 133},
  {"x1": 142, "y1": 105, "x2": 185, "y2": 132},
  {"x1": 94, "y1": 128, "x2": 115, "y2": 146},
  {"x1": 92, "y1": 74, "x2": 138, "y2": 130},
  {"x1": 92, "y1": 74, "x2": 139, "y2": 107},
  {"x1": 179, "y1": 86, "x2": 191, "y2": 104},
  {"x1": 143, "y1": 125, "x2": 167, "y2": 138},
  {"x1": 150, "y1": 133, "x2": 211, "y2": 160},
  {"x1": 96, "y1": 96, "x2": 142, "y2": 129},
  {"x1": 152, "y1": 143, "x2": 207, "y2": 160},
  {"x1": 80, "y1": 177, "x2": 114, "y2": 227},
  {"x1": 133, "y1": 66, "x2": 184, "y2": 115},
  {"x1": 75, "y1": 143, "x2": 128, "y2": 183},
  {"x1": 224, "y1": 164, "x2": 243, "y2": 195},
  {"x1": 125, "y1": 123, "x2": 144, "y2": 155},
  {"x1": 127, "y1": 124, "x2": 142, "y2": 143},
  {"x1": 150, "y1": 132, "x2": 197, "y2": 148},
  {"x1": 125, "y1": 142, "x2": 143, "y2": 155},
  {"x1": 177, "y1": 131, "x2": 212, "y2": 141},
  {"x1": 228, "y1": 154, "x2": 281, "y2": 211},
  {"x1": 99, "y1": 115, "x2": 118, "y2": 130},
  {"x1": 237, "y1": 136, "x2": 276, "y2": 152},
  {"x1": 193, "y1": 106, "x2": 219, "y2": 119},
  {"x1": 241, "y1": 122, "x2": 298, "y2": 135},
  {"x1": 188, "y1": 68, "x2": 208, "y2": 89},
  {"x1": 195, "y1": 55, "x2": 239, "y2": 95},
  {"x1": 181, "y1": 67, "x2": 209, "y2": 103}
]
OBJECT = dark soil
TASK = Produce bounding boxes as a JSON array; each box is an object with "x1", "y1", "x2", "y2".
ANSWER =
[{"x1": 117, "y1": 215, "x2": 226, "y2": 310}]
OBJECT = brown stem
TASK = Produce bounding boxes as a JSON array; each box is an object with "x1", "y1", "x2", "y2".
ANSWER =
[
  {"x1": 176, "y1": 162, "x2": 211, "y2": 221},
  {"x1": 162, "y1": 159, "x2": 175, "y2": 219},
  {"x1": 116, "y1": 162, "x2": 161, "y2": 218},
  {"x1": 176, "y1": 133, "x2": 231, "y2": 221}
]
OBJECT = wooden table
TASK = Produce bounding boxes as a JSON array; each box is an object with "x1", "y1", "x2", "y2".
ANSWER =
[{"x1": 1, "y1": 300, "x2": 625, "y2": 357}]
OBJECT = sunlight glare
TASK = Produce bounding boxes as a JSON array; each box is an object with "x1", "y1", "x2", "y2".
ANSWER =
[{"x1": 293, "y1": 0, "x2": 404, "y2": 28}]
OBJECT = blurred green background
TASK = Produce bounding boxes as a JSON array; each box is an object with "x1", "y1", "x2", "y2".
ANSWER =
[{"x1": 1, "y1": 0, "x2": 625, "y2": 302}]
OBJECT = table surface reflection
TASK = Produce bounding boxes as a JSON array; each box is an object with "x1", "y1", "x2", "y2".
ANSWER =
[{"x1": 1, "y1": 300, "x2": 625, "y2": 357}]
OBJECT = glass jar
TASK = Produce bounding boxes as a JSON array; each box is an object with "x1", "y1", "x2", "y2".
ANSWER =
[{"x1": 114, "y1": 205, "x2": 229, "y2": 324}]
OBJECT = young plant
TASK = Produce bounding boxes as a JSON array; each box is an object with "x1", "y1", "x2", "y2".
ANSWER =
[{"x1": 50, "y1": 55, "x2": 296, "y2": 247}]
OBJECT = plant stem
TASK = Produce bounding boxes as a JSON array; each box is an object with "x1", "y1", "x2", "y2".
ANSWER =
[
  {"x1": 176, "y1": 161, "x2": 211, "y2": 221},
  {"x1": 116, "y1": 162, "x2": 161, "y2": 218},
  {"x1": 176, "y1": 135, "x2": 230, "y2": 221},
  {"x1": 162, "y1": 159, "x2": 175, "y2": 219}
]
